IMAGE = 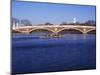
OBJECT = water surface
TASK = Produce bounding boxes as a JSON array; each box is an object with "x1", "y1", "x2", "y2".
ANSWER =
[{"x1": 12, "y1": 34, "x2": 96, "y2": 74}]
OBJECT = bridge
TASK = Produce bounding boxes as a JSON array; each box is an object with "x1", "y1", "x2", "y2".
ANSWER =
[{"x1": 12, "y1": 25, "x2": 96, "y2": 34}]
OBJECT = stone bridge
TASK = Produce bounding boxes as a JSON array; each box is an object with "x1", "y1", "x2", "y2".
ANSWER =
[{"x1": 12, "y1": 25, "x2": 96, "y2": 34}]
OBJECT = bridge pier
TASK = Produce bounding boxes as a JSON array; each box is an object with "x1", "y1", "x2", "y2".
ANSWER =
[{"x1": 82, "y1": 32, "x2": 87, "y2": 34}]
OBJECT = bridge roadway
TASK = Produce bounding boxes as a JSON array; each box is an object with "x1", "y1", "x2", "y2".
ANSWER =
[{"x1": 12, "y1": 25, "x2": 96, "y2": 34}]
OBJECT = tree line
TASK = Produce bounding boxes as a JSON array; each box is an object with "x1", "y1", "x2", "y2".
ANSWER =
[
  {"x1": 12, "y1": 18, "x2": 32, "y2": 26},
  {"x1": 12, "y1": 17, "x2": 96, "y2": 26},
  {"x1": 44, "y1": 20, "x2": 96, "y2": 26}
]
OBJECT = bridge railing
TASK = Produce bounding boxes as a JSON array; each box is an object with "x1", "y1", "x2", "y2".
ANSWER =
[{"x1": 12, "y1": 25, "x2": 96, "y2": 29}]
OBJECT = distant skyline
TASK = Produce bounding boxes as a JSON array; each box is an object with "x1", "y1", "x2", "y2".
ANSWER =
[{"x1": 12, "y1": 0, "x2": 96, "y2": 24}]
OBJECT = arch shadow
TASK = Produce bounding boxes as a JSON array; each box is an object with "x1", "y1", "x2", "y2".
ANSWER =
[
  {"x1": 12, "y1": 30, "x2": 22, "y2": 33},
  {"x1": 29, "y1": 28, "x2": 54, "y2": 34},
  {"x1": 87, "y1": 30, "x2": 96, "y2": 34},
  {"x1": 58, "y1": 28, "x2": 83, "y2": 34}
]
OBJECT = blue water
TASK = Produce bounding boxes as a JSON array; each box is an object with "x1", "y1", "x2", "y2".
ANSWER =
[{"x1": 12, "y1": 34, "x2": 96, "y2": 74}]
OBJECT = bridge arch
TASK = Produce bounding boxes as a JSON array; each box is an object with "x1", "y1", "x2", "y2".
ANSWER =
[
  {"x1": 29, "y1": 28, "x2": 55, "y2": 34},
  {"x1": 57, "y1": 28, "x2": 83, "y2": 34},
  {"x1": 86, "y1": 29, "x2": 96, "y2": 34}
]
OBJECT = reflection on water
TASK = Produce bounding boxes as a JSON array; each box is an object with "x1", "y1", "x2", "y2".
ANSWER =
[
  {"x1": 12, "y1": 33, "x2": 95, "y2": 40},
  {"x1": 12, "y1": 33, "x2": 96, "y2": 74}
]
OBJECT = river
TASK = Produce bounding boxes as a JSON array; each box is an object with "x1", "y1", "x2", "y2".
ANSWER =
[{"x1": 12, "y1": 33, "x2": 96, "y2": 74}]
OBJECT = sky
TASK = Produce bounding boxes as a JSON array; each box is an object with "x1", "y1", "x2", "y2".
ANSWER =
[{"x1": 12, "y1": 0, "x2": 96, "y2": 24}]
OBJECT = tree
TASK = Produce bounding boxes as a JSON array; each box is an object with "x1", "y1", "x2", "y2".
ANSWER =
[
  {"x1": 75, "y1": 21, "x2": 80, "y2": 25},
  {"x1": 12, "y1": 17, "x2": 20, "y2": 27},
  {"x1": 21, "y1": 19, "x2": 32, "y2": 26},
  {"x1": 84, "y1": 20, "x2": 96, "y2": 26},
  {"x1": 44, "y1": 22, "x2": 53, "y2": 25},
  {"x1": 68, "y1": 22, "x2": 74, "y2": 25},
  {"x1": 60, "y1": 22, "x2": 67, "y2": 25}
]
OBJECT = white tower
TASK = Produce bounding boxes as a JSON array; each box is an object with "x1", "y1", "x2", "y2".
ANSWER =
[
  {"x1": 13, "y1": 22, "x2": 16, "y2": 29},
  {"x1": 16, "y1": 22, "x2": 19, "y2": 28},
  {"x1": 73, "y1": 17, "x2": 76, "y2": 24}
]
